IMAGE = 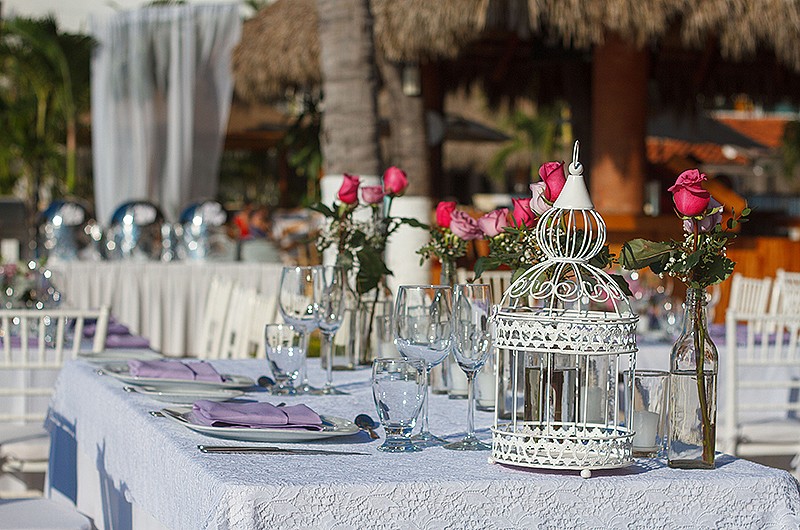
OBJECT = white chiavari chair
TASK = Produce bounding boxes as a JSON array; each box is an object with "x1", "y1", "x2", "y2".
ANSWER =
[
  {"x1": 218, "y1": 286, "x2": 258, "y2": 359},
  {"x1": 723, "y1": 310, "x2": 800, "y2": 479},
  {"x1": 195, "y1": 276, "x2": 235, "y2": 358},
  {"x1": 244, "y1": 292, "x2": 280, "y2": 359},
  {"x1": 0, "y1": 306, "x2": 109, "y2": 494}
]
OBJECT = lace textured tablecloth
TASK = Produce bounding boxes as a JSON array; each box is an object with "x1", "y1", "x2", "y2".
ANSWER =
[{"x1": 47, "y1": 359, "x2": 800, "y2": 530}]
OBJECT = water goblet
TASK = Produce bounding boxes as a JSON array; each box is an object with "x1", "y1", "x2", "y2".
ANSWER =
[
  {"x1": 394, "y1": 285, "x2": 452, "y2": 447},
  {"x1": 317, "y1": 265, "x2": 347, "y2": 395},
  {"x1": 371, "y1": 358, "x2": 427, "y2": 452},
  {"x1": 278, "y1": 265, "x2": 321, "y2": 393},
  {"x1": 264, "y1": 324, "x2": 306, "y2": 395},
  {"x1": 444, "y1": 284, "x2": 493, "y2": 451}
]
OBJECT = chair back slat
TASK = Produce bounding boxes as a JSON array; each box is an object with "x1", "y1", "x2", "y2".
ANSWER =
[{"x1": 196, "y1": 276, "x2": 235, "y2": 358}]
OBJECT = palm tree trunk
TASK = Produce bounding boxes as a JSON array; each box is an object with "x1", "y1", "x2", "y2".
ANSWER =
[
  {"x1": 316, "y1": 0, "x2": 381, "y2": 176},
  {"x1": 379, "y1": 58, "x2": 430, "y2": 196}
]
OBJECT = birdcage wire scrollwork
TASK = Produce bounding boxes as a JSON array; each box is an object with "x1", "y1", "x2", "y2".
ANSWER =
[{"x1": 490, "y1": 141, "x2": 638, "y2": 475}]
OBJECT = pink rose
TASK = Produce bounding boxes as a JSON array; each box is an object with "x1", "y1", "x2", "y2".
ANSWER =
[
  {"x1": 449, "y1": 210, "x2": 482, "y2": 240},
  {"x1": 337, "y1": 173, "x2": 360, "y2": 205},
  {"x1": 512, "y1": 197, "x2": 535, "y2": 228},
  {"x1": 435, "y1": 201, "x2": 457, "y2": 228},
  {"x1": 383, "y1": 166, "x2": 409, "y2": 197},
  {"x1": 668, "y1": 169, "x2": 710, "y2": 217},
  {"x1": 529, "y1": 182, "x2": 550, "y2": 216},
  {"x1": 539, "y1": 161, "x2": 566, "y2": 202},
  {"x1": 477, "y1": 208, "x2": 509, "y2": 238},
  {"x1": 683, "y1": 198, "x2": 722, "y2": 233},
  {"x1": 361, "y1": 185, "x2": 385, "y2": 204}
]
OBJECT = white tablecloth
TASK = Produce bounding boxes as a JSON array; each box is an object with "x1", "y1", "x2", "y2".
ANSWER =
[
  {"x1": 48, "y1": 262, "x2": 284, "y2": 356},
  {"x1": 47, "y1": 359, "x2": 800, "y2": 530}
]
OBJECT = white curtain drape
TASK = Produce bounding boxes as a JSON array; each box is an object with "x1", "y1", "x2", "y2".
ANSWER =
[{"x1": 90, "y1": 4, "x2": 241, "y2": 223}]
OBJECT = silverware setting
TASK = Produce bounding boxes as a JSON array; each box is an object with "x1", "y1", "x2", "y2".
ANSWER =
[
  {"x1": 354, "y1": 414, "x2": 380, "y2": 439},
  {"x1": 197, "y1": 444, "x2": 369, "y2": 455}
]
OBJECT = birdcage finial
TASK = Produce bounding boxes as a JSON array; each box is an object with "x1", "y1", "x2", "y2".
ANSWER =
[{"x1": 553, "y1": 140, "x2": 593, "y2": 210}]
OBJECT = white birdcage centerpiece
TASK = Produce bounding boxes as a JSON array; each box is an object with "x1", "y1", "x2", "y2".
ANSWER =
[{"x1": 490, "y1": 142, "x2": 637, "y2": 473}]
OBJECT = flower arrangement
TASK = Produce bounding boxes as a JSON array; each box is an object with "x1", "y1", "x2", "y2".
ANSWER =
[
  {"x1": 416, "y1": 201, "x2": 479, "y2": 265},
  {"x1": 619, "y1": 169, "x2": 748, "y2": 288},
  {"x1": 1, "y1": 260, "x2": 62, "y2": 309},
  {"x1": 620, "y1": 168, "x2": 749, "y2": 469},
  {"x1": 313, "y1": 167, "x2": 422, "y2": 295}
]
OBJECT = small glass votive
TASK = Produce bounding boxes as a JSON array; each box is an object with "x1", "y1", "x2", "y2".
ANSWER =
[
  {"x1": 624, "y1": 370, "x2": 669, "y2": 457},
  {"x1": 371, "y1": 358, "x2": 426, "y2": 452},
  {"x1": 264, "y1": 324, "x2": 306, "y2": 395}
]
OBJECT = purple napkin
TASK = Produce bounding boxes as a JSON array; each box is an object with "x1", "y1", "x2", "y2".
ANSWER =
[
  {"x1": 84, "y1": 320, "x2": 130, "y2": 337},
  {"x1": 127, "y1": 360, "x2": 223, "y2": 382},
  {"x1": 105, "y1": 334, "x2": 151, "y2": 349},
  {"x1": 191, "y1": 400, "x2": 323, "y2": 430}
]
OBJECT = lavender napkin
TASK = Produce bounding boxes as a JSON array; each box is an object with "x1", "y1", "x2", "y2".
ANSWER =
[
  {"x1": 127, "y1": 360, "x2": 223, "y2": 382},
  {"x1": 105, "y1": 334, "x2": 151, "y2": 349},
  {"x1": 84, "y1": 320, "x2": 130, "y2": 338},
  {"x1": 191, "y1": 400, "x2": 323, "y2": 430}
]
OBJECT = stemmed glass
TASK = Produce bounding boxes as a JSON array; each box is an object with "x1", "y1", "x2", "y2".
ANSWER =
[
  {"x1": 393, "y1": 285, "x2": 452, "y2": 447},
  {"x1": 444, "y1": 284, "x2": 493, "y2": 451},
  {"x1": 317, "y1": 265, "x2": 347, "y2": 395},
  {"x1": 264, "y1": 324, "x2": 305, "y2": 395},
  {"x1": 278, "y1": 265, "x2": 321, "y2": 394}
]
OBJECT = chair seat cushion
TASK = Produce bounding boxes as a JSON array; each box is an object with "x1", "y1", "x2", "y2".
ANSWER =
[
  {"x1": 0, "y1": 498, "x2": 91, "y2": 530},
  {"x1": 0, "y1": 424, "x2": 49, "y2": 462}
]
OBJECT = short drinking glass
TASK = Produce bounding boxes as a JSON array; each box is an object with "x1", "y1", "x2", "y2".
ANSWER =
[
  {"x1": 264, "y1": 324, "x2": 306, "y2": 395},
  {"x1": 371, "y1": 358, "x2": 427, "y2": 453}
]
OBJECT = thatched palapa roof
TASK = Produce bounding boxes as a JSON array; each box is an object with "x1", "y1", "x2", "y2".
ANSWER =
[{"x1": 233, "y1": 0, "x2": 800, "y2": 103}]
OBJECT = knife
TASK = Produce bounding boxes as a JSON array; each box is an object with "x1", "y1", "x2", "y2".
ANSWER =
[{"x1": 197, "y1": 444, "x2": 369, "y2": 455}]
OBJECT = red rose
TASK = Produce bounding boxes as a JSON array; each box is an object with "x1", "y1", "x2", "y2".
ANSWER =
[
  {"x1": 512, "y1": 197, "x2": 535, "y2": 228},
  {"x1": 477, "y1": 208, "x2": 509, "y2": 238},
  {"x1": 668, "y1": 169, "x2": 710, "y2": 217},
  {"x1": 383, "y1": 166, "x2": 409, "y2": 197},
  {"x1": 435, "y1": 201, "x2": 457, "y2": 228},
  {"x1": 538, "y1": 161, "x2": 566, "y2": 202},
  {"x1": 337, "y1": 173, "x2": 360, "y2": 205}
]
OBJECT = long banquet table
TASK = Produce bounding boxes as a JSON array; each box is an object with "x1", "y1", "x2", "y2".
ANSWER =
[
  {"x1": 48, "y1": 261, "x2": 284, "y2": 356},
  {"x1": 47, "y1": 358, "x2": 800, "y2": 530}
]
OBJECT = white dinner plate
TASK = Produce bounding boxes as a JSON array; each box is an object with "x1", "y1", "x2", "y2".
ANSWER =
[
  {"x1": 100, "y1": 364, "x2": 255, "y2": 391},
  {"x1": 124, "y1": 385, "x2": 244, "y2": 404},
  {"x1": 160, "y1": 406, "x2": 360, "y2": 442},
  {"x1": 79, "y1": 349, "x2": 163, "y2": 363}
]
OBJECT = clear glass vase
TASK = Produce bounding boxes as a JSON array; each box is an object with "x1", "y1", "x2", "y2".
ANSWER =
[
  {"x1": 355, "y1": 282, "x2": 394, "y2": 366},
  {"x1": 322, "y1": 271, "x2": 358, "y2": 371},
  {"x1": 668, "y1": 287, "x2": 718, "y2": 469},
  {"x1": 431, "y1": 258, "x2": 457, "y2": 395}
]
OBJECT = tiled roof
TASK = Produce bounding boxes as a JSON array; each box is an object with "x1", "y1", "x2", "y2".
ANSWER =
[
  {"x1": 714, "y1": 116, "x2": 790, "y2": 149},
  {"x1": 646, "y1": 138, "x2": 749, "y2": 165}
]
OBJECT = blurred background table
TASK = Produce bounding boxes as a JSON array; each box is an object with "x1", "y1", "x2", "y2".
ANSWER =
[
  {"x1": 46, "y1": 359, "x2": 800, "y2": 530},
  {"x1": 49, "y1": 262, "x2": 283, "y2": 356}
]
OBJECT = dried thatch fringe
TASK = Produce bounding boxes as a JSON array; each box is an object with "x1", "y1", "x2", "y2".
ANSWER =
[
  {"x1": 233, "y1": 0, "x2": 800, "y2": 103},
  {"x1": 232, "y1": 0, "x2": 320, "y2": 103}
]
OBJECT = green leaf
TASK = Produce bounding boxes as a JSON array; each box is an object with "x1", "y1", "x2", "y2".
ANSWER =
[
  {"x1": 309, "y1": 202, "x2": 335, "y2": 217},
  {"x1": 610, "y1": 273, "x2": 633, "y2": 297},
  {"x1": 396, "y1": 217, "x2": 429, "y2": 230},
  {"x1": 619, "y1": 239, "x2": 674, "y2": 270}
]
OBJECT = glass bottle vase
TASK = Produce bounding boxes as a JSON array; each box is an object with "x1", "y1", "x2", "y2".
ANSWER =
[
  {"x1": 356, "y1": 282, "x2": 394, "y2": 366},
  {"x1": 668, "y1": 287, "x2": 718, "y2": 469},
  {"x1": 431, "y1": 258, "x2": 458, "y2": 394}
]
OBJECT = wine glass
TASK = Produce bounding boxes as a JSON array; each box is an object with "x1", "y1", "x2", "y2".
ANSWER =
[
  {"x1": 371, "y1": 358, "x2": 427, "y2": 452},
  {"x1": 444, "y1": 284, "x2": 492, "y2": 451},
  {"x1": 278, "y1": 265, "x2": 321, "y2": 394},
  {"x1": 316, "y1": 265, "x2": 347, "y2": 395},
  {"x1": 393, "y1": 285, "x2": 452, "y2": 447}
]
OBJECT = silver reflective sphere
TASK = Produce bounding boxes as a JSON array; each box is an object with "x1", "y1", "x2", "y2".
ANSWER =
[
  {"x1": 105, "y1": 201, "x2": 166, "y2": 261},
  {"x1": 38, "y1": 200, "x2": 101, "y2": 261},
  {"x1": 177, "y1": 200, "x2": 231, "y2": 261}
]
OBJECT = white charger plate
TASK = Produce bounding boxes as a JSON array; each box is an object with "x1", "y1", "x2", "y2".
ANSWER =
[
  {"x1": 79, "y1": 349, "x2": 163, "y2": 363},
  {"x1": 160, "y1": 406, "x2": 360, "y2": 442},
  {"x1": 124, "y1": 385, "x2": 244, "y2": 404},
  {"x1": 100, "y1": 364, "x2": 255, "y2": 391}
]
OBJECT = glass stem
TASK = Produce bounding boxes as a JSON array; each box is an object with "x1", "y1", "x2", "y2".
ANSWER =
[
  {"x1": 322, "y1": 331, "x2": 334, "y2": 388},
  {"x1": 466, "y1": 371, "x2": 476, "y2": 439},
  {"x1": 421, "y1": 367, "x2": 431, "y2": 433}
]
